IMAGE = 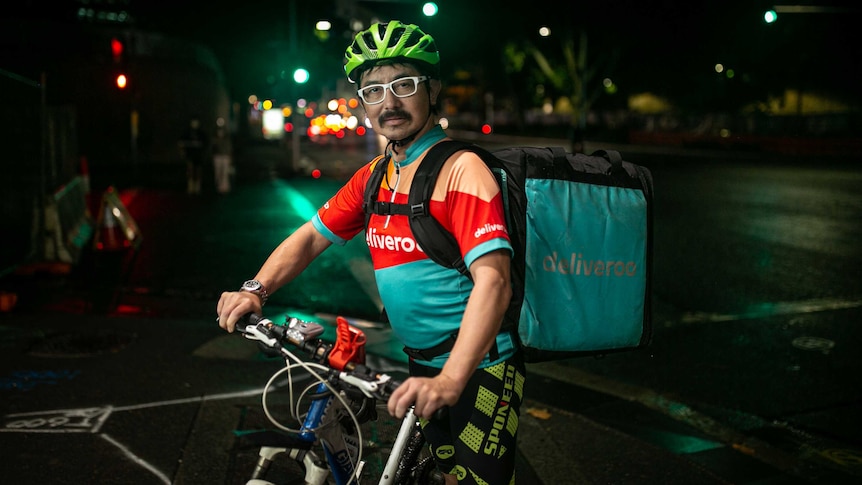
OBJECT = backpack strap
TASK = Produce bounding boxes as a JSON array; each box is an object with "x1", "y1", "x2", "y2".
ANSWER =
[
  {"x1": 362, "y1": 154, "x2": 411, "y2": 227},
  {"x1": 409, "y1": 140, "x2": 477, "y2": 276}
]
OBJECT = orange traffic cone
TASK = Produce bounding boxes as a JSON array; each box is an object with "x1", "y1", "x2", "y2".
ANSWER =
[{"x1": 93, "y1": 187, "x2": 142, "y2": 251}]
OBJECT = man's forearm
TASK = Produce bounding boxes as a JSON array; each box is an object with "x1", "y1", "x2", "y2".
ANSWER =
[{"x1": 440, "y1": 252, "x2": 512, "y2": 388}]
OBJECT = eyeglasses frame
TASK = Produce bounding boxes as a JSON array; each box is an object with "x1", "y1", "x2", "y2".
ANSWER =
[{"x1": 356, "y1": 76, "x2": 430, "y2": 105}]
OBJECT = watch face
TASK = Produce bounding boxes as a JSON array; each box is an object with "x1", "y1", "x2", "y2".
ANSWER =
[{"x1": 243, "y1": 280, "x2": 262, "y2": 291}]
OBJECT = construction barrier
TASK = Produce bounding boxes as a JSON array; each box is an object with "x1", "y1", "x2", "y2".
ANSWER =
[
  {"x1": 93, "y1": 186, "x2": 142, "y2": 252},
  {"x1": 42, "y1": 176, "x2": 93, "y2": 264}
]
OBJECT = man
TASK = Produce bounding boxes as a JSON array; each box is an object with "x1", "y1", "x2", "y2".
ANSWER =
[
  {"x1": 217, "y1": 21, "x2": 524, "y2": 484},
  {"x1": 179, "y1": 116, "x2": 207, "y2": 194}
]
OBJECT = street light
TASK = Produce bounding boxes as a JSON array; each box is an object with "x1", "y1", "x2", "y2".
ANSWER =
[
  {"x1": 764, "y1": 9, "x2": 778, "y2": 23},
  {"x1": 422, "y1": 2, "x2": 438, "y2": 17}
]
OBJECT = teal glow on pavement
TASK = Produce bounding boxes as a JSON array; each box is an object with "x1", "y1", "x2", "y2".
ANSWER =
[{"x1": 275, "y1": 180, "x2": 319, "y2": 220}]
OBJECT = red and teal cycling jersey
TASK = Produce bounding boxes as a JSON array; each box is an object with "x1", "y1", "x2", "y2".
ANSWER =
[{"x1": 311, "y1": 126, "x2": 516, "y2": 368}]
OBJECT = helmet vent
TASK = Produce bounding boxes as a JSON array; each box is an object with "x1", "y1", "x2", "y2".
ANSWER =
[{"x1": 389, "y1": 26, "x2": 407, "y2": 48}]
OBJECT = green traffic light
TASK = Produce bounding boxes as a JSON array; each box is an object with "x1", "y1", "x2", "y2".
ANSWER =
[
  {"x1": 422, "y1": 2, "x2": 438, "y2": 17},
  {"x1": 293, "y1": 68, "x2": 309, "y2": 84},
  {"x1": 764, "y1": 10, "x2": 777, "y2": 23}
]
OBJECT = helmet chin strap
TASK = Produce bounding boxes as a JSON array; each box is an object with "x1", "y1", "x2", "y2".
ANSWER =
[
  {"x1": 386, "y1": 99, "x2": 434, "y2": 156},
  {"x1": 387, "y1": 129, "x2": 420, "y2": 155}
]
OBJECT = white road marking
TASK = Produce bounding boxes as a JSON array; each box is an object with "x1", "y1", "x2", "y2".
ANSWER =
[
  {"x1": 680, "y1": 297, "x2": 862, "y2": 324},
  {"x1": 101, "y1": 433, "x2": 172, "y2": 485}
]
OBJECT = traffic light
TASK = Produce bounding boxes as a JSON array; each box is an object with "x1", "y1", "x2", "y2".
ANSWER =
[
  {"x1": 293, "y1": 68, "x2": 309, "y2": 84},
  {"x1": 111, "y1": 37, "x2": 124, "y2": 63},
  {"x1": 111, "y1": 37, "x2": 128, "y2": 89}
]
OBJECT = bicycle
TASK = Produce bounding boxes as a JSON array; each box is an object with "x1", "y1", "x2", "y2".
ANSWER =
[{"x1": 232, "y1": 312, "x2": 443, "y2": 485}]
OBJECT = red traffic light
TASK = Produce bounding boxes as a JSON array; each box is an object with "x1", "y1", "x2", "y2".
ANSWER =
[{"x1": 111, "y1": 38, "x2": 124, "y2": 60}]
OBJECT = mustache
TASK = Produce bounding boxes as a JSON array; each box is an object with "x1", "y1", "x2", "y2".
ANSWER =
[{"x1": 379, "y1": 109, "x2": 412, "y2": 124}]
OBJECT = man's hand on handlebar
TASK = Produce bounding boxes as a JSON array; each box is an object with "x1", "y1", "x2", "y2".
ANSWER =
[
  {"x1": 388, "y1": 375, "x2": 460, "y2": 420},
  {"x1": 216, "y1": 291, "x2": 262, "y2": 333}
]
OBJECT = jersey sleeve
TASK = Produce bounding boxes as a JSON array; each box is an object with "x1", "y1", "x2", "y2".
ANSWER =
[
  {"x1": 436, "y1": 151, "x2": 512, "y2": 268},
  {"x1": 311, "y1": 161, "x2": 375, "y2": 245}
]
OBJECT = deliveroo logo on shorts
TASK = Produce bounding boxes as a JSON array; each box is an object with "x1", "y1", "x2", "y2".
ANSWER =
[{"x1": 542, "y1": 251, "x2": 638, "y2": 277}]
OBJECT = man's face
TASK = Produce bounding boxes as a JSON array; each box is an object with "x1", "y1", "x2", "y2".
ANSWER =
[{"x1": 358, "y1": 64, "x2": 439, "y2": 143}]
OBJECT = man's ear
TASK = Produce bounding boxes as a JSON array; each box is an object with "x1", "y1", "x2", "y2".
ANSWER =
[{"x1": 429, "y1": 79, "x2": 442, "y2": 105}]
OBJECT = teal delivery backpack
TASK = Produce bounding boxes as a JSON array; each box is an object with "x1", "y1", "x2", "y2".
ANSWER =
[{"x1": 364, "y1": 140, "x2": 654, "y2": 363}]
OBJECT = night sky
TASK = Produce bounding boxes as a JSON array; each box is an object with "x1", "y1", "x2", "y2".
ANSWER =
[
  {"x1": 125, "y1": 0, "x2": 860, "y2": 105},
  {"x1": 9, "y1": 0, "x2": 862, "y2": 105}
]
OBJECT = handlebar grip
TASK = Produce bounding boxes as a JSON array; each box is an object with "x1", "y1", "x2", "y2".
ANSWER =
[
  {"x1": 234, "y1": 313, "x2": 265, "y2": 333},
  {"x1": 380, "y1": 378, "x2": 402, "y2": 398}
]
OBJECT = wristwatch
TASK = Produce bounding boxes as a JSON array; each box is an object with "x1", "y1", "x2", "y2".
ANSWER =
[{"x1": 239, "y1": 279, "x2": 268, "y2": 306}]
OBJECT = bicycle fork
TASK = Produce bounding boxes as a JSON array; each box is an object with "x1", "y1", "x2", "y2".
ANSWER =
[{"x1": 248, "y1": 446, "x2": 329, "y2": 485}]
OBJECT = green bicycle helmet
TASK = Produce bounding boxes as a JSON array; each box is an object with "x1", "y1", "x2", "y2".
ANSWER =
[{"x1": 344, "y1": 21, "x2": 440, "y2": 83}]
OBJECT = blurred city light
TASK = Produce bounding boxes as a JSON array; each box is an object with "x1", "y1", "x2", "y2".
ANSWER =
[
  {"x1": 293, "y1": 68, "x2": 309, "y2": 84},
  {"x1": 422, "y1": 2, "x2": 438, "y2": 17},
  {"x1": 115, "y1": 73, "x2": 127, "y2": 89},
  {"x1": 110, "y1": 38, "x2": 124, "y2": 59},
  {"x1": 262, "y1": 109, "x2": 284, "y2": 139},
  {"x1": 539, "y1": 26, "x2": 551, "y2": 37},
  {"x1": 764, "y1": 9, "x2": 778, "y2": 23}
]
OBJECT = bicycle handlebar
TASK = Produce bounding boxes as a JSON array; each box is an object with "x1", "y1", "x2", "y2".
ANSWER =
[{"x1": 235, "y1": 313, "x2": 402, "y2": 400}]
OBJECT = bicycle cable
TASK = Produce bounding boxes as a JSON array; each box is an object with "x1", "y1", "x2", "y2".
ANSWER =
[{"x1": 260, "y1": 345, "x2": 367, "y2": 477}]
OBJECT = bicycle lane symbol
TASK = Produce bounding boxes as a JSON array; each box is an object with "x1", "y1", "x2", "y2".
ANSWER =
[
  {"x1": 2, "y1": 406, "x2": 112, "y2": 433},
  {"x1": 0, "y1": 388, "x2": 269, "y2": 484}
]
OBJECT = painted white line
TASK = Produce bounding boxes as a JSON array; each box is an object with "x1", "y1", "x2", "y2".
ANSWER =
[
  {"x1": 680, "y1": 298, "x2": 862, "y2": 324},
  {"x1": 101, "y1": 433, "x2": 171, "y2": 485},
  {"x1": 112, "y1": 387, "x2": 266, "y2": 412}
]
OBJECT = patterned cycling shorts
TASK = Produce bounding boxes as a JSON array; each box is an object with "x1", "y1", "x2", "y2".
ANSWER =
[{"x1": 409, "y1": 352, "x2": 526, "y2": 484}]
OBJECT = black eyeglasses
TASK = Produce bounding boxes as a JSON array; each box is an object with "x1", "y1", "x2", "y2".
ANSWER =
[{"x1": 357, "y1": 76, "x2": 429, "y2": 105}]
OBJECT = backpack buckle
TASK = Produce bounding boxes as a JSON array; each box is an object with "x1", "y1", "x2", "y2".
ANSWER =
[{"x1": 409, "y1": 203, "x2": 427, "y2": 217}]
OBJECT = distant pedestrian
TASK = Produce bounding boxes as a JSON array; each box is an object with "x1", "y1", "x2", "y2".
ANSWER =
[
  {"x1": 212, "y1": 126, "x2": 232, "y2": 194},
  {"x1": 179, "y1": 116, "x2": 208, "y2": 194}
]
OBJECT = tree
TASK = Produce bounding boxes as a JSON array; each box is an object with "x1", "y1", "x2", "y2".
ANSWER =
[{"x1": 504, "y1": 30, "x2": 618, "y2": 152}]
